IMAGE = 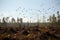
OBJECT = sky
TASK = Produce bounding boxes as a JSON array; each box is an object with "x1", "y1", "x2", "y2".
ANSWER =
[{"x1": 0, "y1": 0, "x2": 60, "y2": 22}]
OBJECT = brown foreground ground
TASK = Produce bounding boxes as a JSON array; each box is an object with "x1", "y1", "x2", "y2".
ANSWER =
[{"x1": 0, "y1": 26, "x2": 60, "y2": 40}]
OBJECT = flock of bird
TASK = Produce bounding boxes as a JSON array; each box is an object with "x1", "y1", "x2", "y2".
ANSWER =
[
  {"x1": 15, "y1": 6, "x2": 57, "y2": 22},
  {"x1": 0, "y1": 4, "x2": 59, "y2": 22}
]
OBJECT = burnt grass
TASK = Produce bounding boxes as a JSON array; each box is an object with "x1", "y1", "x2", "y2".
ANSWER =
[{"x1": 0, "y1": 26, "x2": 60, "y2": 40}]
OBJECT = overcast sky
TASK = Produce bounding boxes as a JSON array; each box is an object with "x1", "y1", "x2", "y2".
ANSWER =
[{"x1": 0, "y1": 0, "x2": 60, "y2": 22}]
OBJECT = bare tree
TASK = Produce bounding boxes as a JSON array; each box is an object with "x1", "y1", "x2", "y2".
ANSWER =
[
  {"x1": 5, "y1": 17, "x2": 9, "y2": 23},
  {"x1": 49, "y1": 16, "x2": 52, "y2": 23},
  {"x1": 2, "y1": 17, "x2": 7, "y2": 27},
  {"x1": 52, "y1": 14, "x2": 56, "y2": 23},
  {"x1": 11, "y1": 18, "x2": 15, "y2": 23},
  {"x1": 57, "y1": 11, "x2": 60, "y2": 24},
  {"x1": 17, "y1": 18, "x2": 20, "y2": 23},
  {"x1": 2, "y1": 17, "x2": 6, "y2": 23},
  {"x1": 0, "y1": 19, "x2": 1, "y2": 23}
]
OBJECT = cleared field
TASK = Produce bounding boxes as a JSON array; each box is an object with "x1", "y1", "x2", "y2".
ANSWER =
[{"x1": 0, "y1": 25, "x2": 60, "y2": 40}]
